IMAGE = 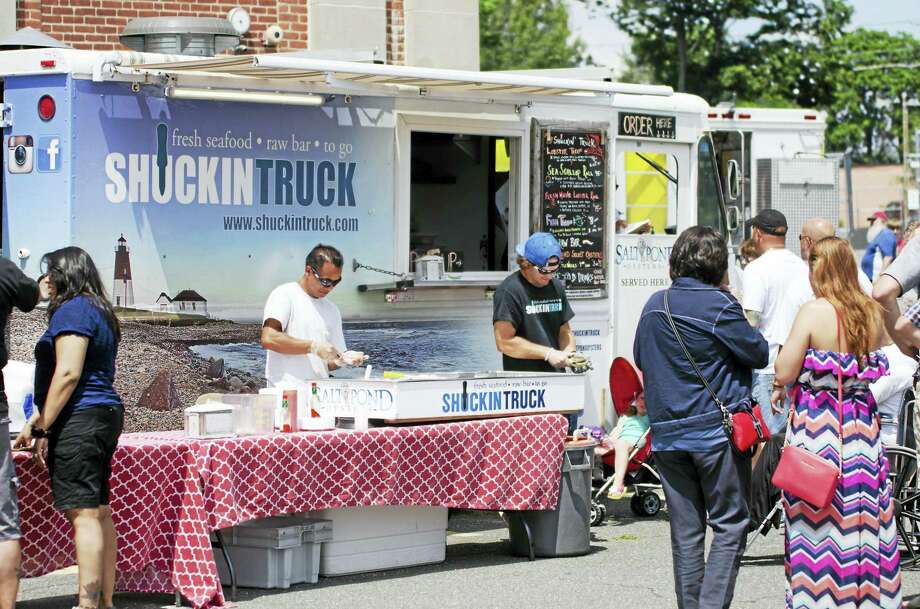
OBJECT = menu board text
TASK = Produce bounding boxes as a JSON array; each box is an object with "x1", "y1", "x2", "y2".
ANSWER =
[{"x1": 540, "y1": 128, "x2": 606, "y2": 296}]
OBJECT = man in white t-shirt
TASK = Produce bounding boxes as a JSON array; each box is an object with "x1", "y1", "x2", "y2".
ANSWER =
[
  {"x1": 261, "y1": 244, "x2": 365, "y2": 387},
  {"x1": 742, "y1": 209, "x2": 812, "y2": 435}
]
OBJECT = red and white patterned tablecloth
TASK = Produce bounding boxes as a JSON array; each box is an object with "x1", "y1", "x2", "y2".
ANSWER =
[
  {"x1": 16, "y1": 434, "x2": 220, "y2": 606},
  {"x1": 14, "y1": 414, "x2": 567, "y2": 609}
]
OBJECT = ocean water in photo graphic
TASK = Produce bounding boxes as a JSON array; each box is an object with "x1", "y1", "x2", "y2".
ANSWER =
[{"x1": 190, "y1": 320, "x2": 501, "y2": 379}]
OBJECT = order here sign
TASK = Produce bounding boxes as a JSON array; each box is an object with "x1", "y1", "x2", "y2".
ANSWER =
[{"x1": 618, "y1": 112, "x2": 676, "y2": 140}]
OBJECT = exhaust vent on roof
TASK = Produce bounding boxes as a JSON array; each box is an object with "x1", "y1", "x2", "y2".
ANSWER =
[{"x1": 120, "y1": 17, "x2": 240, "y2": 57}]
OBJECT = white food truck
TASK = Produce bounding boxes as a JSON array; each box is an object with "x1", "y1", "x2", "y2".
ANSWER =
[
  {"x1": 1, "y1": 48, "x2": 749, "y2": 428},
  {"x1": 704, "y1": 104, "x2": 837, "y2": 255}
]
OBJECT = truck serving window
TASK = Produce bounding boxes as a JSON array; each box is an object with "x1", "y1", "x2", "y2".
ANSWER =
[
  {"x1": 410, "y1": 132, "x2": 513, "y2": 272},
  {"x1": 618, "y1": 151, "x2": 679, "y2": 234}
]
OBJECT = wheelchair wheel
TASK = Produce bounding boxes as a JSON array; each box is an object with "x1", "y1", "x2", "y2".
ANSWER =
[
  {"x1": 590, "y1": 502, "x2": 607, "y2": 526},
  {"x1": 631, "y1": 491, "x2": 661, "y2": 517}
]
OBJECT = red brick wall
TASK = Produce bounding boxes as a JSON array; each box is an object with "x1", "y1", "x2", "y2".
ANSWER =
[
  {"x1": 16, "y1": 0, "x2": 408, "y2": 64},
  {"x1": 386, "y1": 0, "x2": 404, "y2": 65},
  {"x1": 15, "y1": 0, "x2": 309, "y2": 53}
]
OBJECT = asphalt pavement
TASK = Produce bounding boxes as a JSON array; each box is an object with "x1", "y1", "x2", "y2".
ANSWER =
[{"x1": 15, "y1": 496, "x2": 920, "y2": 608}]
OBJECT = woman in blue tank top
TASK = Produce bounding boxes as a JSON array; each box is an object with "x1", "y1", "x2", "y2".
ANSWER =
[{"x1": 15, "y1": 246, "x2": 123, "y2": 609}]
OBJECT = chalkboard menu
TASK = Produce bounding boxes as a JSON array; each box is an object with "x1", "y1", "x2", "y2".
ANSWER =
[{"x1": 539, "y1": 127, "x2": 607, "y2": 297}]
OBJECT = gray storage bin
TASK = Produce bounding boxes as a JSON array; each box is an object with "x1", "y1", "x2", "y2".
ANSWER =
[
  {"x1": 289, "y1": 516, "x2": 333, "y2": 584},
  {"x1": 213, "y1": 516, "x2": 332, "y2": 589},
  {"x1": 507, "y1": 441, "x2": 595, "y2": 558}
]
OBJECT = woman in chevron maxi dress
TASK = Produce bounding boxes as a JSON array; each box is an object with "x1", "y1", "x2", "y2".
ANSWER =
[{"x1": 774, "y1": 236, "x2": 901, "y2": 609}]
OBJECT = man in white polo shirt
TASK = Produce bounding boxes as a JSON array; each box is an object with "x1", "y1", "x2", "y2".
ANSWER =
[
  {"x1": 261, "y1": 243, "x2": 365, "y2": 387},
  {"x1": 742, "y1": 209, "x2": 812, "y2": 435}
]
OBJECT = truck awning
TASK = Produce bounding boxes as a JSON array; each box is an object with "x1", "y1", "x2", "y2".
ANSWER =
[{"x1": 117, "y1": 54, "x2": 674, "y2": 98}]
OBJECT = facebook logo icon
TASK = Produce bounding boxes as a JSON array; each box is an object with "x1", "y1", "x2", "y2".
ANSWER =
[{"x1": 37, "y1": 136, "x2": 61, "y2": 172}]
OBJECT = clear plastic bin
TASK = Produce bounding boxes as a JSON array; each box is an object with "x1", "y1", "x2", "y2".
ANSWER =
[
  {"x1": 228, "y1": 394, "x2": 275, "y2": 436},
  {"x1": 196, "y1": 393, "x2": 275, "y2": 436}
]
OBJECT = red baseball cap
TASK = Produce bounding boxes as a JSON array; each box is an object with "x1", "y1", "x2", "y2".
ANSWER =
[{"x1": 868, "y1": 211, "x2": 889, "y2": 222}]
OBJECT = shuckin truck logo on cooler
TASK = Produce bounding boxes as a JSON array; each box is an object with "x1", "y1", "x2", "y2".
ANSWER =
[
  {"x1": 103, "y1": 123, "x2": 358, "y2": 207},
  {"x1": 441, "y1": 388, "x2": 548, "y2": 414}
]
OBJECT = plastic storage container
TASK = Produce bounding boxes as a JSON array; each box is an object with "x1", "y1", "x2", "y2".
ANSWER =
[
  {"x1": 213, "y1": 516, "x2": 332, "y2": 589},
  {"x1": 184, "y1": 403, "x2": 235, "y2": 439},
  {"x1": 300, "y1": 506, "x2": 447, "y2": 576},
  {"x1": 506, "y1": 440, "x2": 595, "y2": 558},
  {"x1": 225, "y1": 394, "x2": 275, "y2": 436}
]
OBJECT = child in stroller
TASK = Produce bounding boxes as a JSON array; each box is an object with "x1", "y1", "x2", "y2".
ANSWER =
[
  {"x1": 595, "y1": 390, "x2": 649, "y2": 497},
  {"x1": 590, "y1": 357, "x2": 663, "y2": 526}
]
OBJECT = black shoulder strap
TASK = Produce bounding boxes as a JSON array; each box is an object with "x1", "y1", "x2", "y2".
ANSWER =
[{"x1": 663, "y1": 289, "x2": 733, "y2": 428}]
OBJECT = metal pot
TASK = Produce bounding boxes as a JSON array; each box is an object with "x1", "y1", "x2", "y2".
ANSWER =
[{"x1": 415, "y1": 254, "x2": 444, "y2": 280}]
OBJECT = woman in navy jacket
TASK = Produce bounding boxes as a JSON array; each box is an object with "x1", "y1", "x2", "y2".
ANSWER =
[{"x1": 634, "y1": 226, "x2": 768, "y2": 609}]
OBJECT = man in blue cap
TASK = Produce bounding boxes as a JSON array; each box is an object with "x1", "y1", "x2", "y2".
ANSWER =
[{"x1": 492, "y1": 232, "x2": 578, "y2": 431}]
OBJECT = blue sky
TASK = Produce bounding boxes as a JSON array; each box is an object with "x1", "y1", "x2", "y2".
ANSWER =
[{"x1": 566, "y1": 0, "x2": 920, "y2": 72}]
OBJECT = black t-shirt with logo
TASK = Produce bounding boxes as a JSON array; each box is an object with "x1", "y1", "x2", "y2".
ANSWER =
[{"x1": 492, "y1": 272, "x2": 575, "y2": 373}]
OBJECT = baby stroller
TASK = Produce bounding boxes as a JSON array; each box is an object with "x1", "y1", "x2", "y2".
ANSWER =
[{"x1": 590, "y1": 357, "x2": 663, "y2": 526}]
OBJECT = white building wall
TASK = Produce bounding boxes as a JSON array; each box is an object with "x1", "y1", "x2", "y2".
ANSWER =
[
  {"x1": 0, "y1": 1, "x2": 15, "y2": 40},
  {"x1": 404, "y1": 0, "x2": 479, "y2": 70},
  {"x1": 112, "y1": 279, "x2": 134, "y2": 308},
  {"x1": 173, "y1": 300, "x2": 208, "y2": 316},
  {"x1": 307, "y1": 0, "x2": 387, "y2": 57}
]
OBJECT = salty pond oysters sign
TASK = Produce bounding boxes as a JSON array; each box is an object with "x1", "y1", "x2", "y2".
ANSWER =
[{"x1": 539, "y1": 128, "x2": 607, "y2": 297}]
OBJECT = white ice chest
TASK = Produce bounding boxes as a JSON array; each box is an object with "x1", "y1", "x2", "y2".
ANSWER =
[
  {"x1": 312, "y1": 370, "x2": 586, "y2": 423},
  {"x1": 300, "y1": 506, "x2": 448, "y2": 576}
]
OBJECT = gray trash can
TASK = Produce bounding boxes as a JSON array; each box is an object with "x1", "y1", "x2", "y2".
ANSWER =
[{"x1": 507, "y1": 440, "x2": 595, "y2": 558}]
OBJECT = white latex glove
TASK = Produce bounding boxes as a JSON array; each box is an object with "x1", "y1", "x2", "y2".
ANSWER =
[
  {"x1": 337, "y1": 350, "x2": 369, "y2": 366},
  {"x1": 310, "y1": 340, "x2": 341, "y2": 363},
  {"x1": 544, "y1": 349, "x2": 570, "y2": 369}
]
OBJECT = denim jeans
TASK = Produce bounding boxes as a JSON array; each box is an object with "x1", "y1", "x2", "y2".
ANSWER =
[
  {"x1": 752, "y1": 373, "x2": 787, "y2": 436},
  {"x1": 656, "y1": 445, "x2": 751, "y2": 609}
]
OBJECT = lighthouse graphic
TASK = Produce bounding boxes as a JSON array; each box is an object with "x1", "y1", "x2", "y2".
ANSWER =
[{"x1": 112, "y1": 234, "x2": 134, "y2": 308}]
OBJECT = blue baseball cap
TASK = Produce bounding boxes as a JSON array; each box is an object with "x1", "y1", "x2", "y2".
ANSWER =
[{"x1": 516, "y1": 232, "x2": 562, "y2": 267}]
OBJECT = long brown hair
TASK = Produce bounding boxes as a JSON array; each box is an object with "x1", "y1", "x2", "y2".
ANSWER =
[
  {"x1": 41, "y1": 247, "x2": 121, "y2": 340},
  {"x1": 809, "y1": 237, "x2": 880, "y2": 359}
]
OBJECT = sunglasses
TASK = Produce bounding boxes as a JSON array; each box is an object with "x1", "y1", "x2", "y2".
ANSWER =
[
  {"x1": 311, "y1": 268, "x2": 342, "y2": 288},
  {"x1": 532, "y1": 256, "x2": 560, "y2": 275}
]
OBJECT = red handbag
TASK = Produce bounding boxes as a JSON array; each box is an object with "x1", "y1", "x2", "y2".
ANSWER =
[
  {"x1": 730, "y1": 404, "x2": 772, "y2": 453},
  {"x1": 770, "y1": 314, "x2": 844, "y2": 509},
  {"x1": 771, "y1": 443, "x2": 839, "y2": 508},
  {"x1": 663, "y1": 291, "x2": 771, "y2": 455}
]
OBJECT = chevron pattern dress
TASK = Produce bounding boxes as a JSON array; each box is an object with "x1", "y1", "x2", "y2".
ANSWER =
[{"x1": 784, "y1": 349, "x2": 902, "y2": 609}]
